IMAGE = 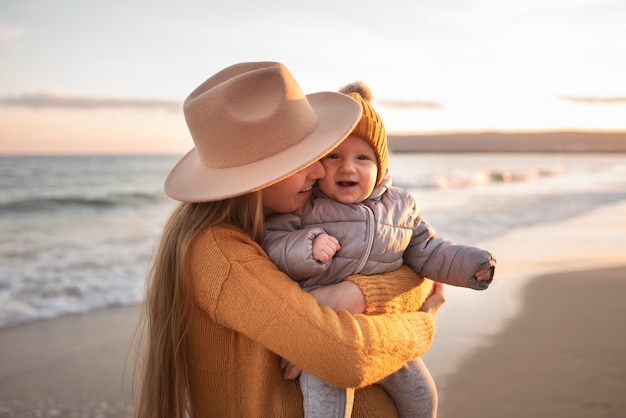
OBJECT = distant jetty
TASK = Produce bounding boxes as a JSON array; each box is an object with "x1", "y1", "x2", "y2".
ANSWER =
[{"x1": 388, "y1": 131, "x2": 626, "y2": 153}]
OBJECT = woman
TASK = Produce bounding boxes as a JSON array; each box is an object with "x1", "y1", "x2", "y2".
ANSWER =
[{"x1": 136, "y1": 61, "x2": 445, "y2": 418}]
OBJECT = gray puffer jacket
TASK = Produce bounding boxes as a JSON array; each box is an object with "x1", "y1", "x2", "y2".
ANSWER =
[{"x1": 264, "y1": 175, "x2": 496, "y2": 291}]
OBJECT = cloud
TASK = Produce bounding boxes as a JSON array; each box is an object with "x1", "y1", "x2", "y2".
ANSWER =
[
  {"x1": 0, "y1": 23, "x2": 23, "y2": 42},
  {"x1": 561, "y1": 96, "x2": 626, "y2": 105},
  {"x1": 377, "y1": 100, "x2": 444, "y2": 110},
  {"x1": 0, "y1": 92, "x2": 181, "y2": 111}
]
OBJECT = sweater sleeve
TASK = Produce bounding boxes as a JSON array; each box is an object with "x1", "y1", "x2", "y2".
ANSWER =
[
  {"x1": 345, "y1": 265, "x2": 435, "y2": 315},
  {"x1": 190, "y1": 226, "x2": 436, "y2": 389}
]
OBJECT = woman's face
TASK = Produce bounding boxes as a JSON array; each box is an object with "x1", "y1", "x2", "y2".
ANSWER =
[{"x1": 262, "y1": 161, "x2": 325, "y2": 216}]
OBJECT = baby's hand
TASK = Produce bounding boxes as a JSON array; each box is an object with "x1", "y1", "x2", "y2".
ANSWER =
[
  {"x1": 312, "y1": 233, "x2": 341, "y2": 263},
  {"x1": 280, "y1": 357, "x2": 302, "y2": 380},
  {"x1": 475, "y1": 267, "x2": 493, "y2": 282}
]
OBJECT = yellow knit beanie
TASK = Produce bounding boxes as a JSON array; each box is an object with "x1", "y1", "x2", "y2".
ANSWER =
[{"x1": 339, "y1": 81, "x2": 388, "y2": 185}]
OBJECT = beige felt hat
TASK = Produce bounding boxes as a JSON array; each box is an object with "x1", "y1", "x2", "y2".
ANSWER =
[{"x1": 164, "y1": 61, "x2": 362, "y2": 202}]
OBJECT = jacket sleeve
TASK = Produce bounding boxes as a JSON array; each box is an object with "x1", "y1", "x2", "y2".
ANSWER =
[
  {"x1": 403, "y1": 204, "x2": 496, "y2": 290},
  {"x1": 264, "y1": 213, "x2": 331, "y2": 281},
  {"x1": 191, "y1": 227, "x2": 436, "y2": 389}
]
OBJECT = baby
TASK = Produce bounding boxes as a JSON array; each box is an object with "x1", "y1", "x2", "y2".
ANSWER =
[{"x1": 264, "y1": 82, "x2": 496, "y2": 418}]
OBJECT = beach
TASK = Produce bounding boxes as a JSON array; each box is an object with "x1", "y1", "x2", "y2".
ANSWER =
[
  {"x1": 1, "y1": 200, "x2": 624, "y2": 417},
  {"x1": 426, "y1": 200, "x2": 626, "y2": 418}
]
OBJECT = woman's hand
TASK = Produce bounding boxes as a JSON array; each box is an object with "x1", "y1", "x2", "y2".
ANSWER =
[
  {"x1": 419, "y1": 282, "x2": 445, "y2": 316},
  {"x1": 308, "y1": 280, "x2": 366, "y2": 314}
]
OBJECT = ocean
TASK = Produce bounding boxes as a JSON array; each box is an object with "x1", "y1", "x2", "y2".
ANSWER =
[{"x1": 1, "y1": 153, "x2": 625, "y2": 328}]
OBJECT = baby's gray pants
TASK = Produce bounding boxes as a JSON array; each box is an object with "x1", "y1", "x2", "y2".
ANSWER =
[{"x1": 299, "y1": 357, "x2": 437, "y2": 418}]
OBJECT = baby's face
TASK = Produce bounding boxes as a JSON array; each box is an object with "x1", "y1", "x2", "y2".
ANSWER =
[{"x1": 318, "y1": 134, "x2": 378, "y2": 204}]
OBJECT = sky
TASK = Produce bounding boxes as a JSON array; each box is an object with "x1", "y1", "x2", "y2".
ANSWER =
[{"x1": 1, "y1": 0, "x2": 625, "y2": 155}]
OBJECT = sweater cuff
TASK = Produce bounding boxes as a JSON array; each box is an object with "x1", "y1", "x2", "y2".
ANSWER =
[{"x1": 345, "y1": 265, "x2": 435, "y2": 315}]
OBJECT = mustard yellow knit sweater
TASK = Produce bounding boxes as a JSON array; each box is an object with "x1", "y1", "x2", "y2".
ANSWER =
[{"x1": 186, "y1": 224, "x2": 436, "y2": 417}]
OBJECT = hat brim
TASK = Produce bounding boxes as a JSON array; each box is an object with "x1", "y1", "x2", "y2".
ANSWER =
[{"x1": 164, "y1": 92, "x2": 361, "y2": 202}]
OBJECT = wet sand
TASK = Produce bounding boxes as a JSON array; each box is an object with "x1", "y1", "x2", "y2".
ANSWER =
[{"x1": 0, "y1": 306, "x2": 139, "y2": 417}]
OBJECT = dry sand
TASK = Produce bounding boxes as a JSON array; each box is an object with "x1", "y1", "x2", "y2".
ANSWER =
[
  {"x1": 437, "y1": 264, "x2": 626, "y2": 418},
  {"x1": 1, "y1": 201, "x2": 625, "y2": 417}
]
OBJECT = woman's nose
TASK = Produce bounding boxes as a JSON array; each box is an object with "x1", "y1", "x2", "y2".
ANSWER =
[{"x1": 307, "y1": 160, "x2": 325, "y2": 179}]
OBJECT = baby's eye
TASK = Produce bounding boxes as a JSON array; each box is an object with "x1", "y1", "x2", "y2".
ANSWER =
[
  {"x1": 357, "y1": 155, "x2": 371, "y2": 161},
  {"x1": 326, "y1": 153, "x2": 340, "y2": 159}
]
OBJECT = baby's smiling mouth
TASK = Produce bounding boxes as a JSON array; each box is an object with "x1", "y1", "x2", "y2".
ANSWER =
[{"x1": 338, "y1": 181, "x2": 357, "y2": 187}]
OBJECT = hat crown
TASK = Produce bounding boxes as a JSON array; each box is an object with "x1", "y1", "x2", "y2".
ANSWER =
[{"x1": 184, "y1": 62, "x2": 317, "y2": 169}]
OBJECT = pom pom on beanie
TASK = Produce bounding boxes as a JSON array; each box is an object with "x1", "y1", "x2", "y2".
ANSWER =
[{"x1": 339, "y1": 81, "x2": 388, "y2": 185}]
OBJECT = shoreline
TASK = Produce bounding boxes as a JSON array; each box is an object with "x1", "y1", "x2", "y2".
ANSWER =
[
  {"x1": 3, "y1": 131, "x2": 626, "y2": 157},
  {"x1": 388, "y1": 131, "x2": 626, "y2": 153},
  {"x1": 1, "y1": 201, "x2": 626, "y2": 416}
]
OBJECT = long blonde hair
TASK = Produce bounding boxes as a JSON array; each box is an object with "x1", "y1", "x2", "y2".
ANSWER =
[{"x1": 136, "y1": 191, "x2": 264, "y2": 418}]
